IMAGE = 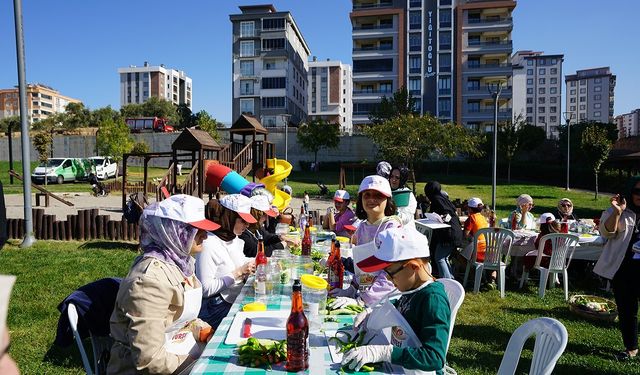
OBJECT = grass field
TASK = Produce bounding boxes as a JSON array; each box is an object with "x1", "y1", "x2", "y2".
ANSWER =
[{"x1": 1, "y1": 241, "x2": 638, "y2": 374}]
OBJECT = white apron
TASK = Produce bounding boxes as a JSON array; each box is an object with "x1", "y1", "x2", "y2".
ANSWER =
[
  {"x1": 164, "y1": 284, "x2": 203, "y2": 355},
  {"x1": 353, "y1": 220, "x2": 388, "y2": 291}
]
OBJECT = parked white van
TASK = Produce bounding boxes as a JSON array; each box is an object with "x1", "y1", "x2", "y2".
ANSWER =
[{"x1": 88, "y1": 156, "x2": 118, "y2": 179}]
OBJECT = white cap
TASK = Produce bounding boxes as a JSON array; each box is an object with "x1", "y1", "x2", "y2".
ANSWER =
[
  {"x1": 468, "y1": 197, "x2": 484, "y2": 208},
  {"x1": 357, "y1": 226, "x2": 429, "y2": 272},
  {"x1": 144, "y1": 194, "x2": 220, "y2": 231},
  {"x1": 538, "y1": 212, "x2": 556, "y2": 224},
  {"x1": 250, "y1": 195, "x2": 278, "y2": 218},
  {"x1": 334, "y1": 189, "x2": 351, "y2": 202},
  {"x1": 220, "y1": 194, "x2": 258, "y2": 223},
  {"x1": 358, "y1": 175, "x2": 392, "y2": 198}
]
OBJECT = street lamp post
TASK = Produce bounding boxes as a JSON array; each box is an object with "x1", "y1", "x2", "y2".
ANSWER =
[
  {"x1": 281, "y1": 114, "x2": 291, "y2": 184},
  {"x1": 488, "y1": 82, "x2": 503, "y2": 213},
  {"x1": 563, "y1": 111, "x2": 575, "y2": 191}
]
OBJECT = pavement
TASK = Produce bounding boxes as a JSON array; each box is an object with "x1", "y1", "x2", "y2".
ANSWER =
[{"x1": 5, "y1": 192, "x2": 336, "y2": 220}]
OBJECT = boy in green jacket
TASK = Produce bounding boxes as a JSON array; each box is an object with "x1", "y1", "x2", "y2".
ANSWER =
[{"x1": 342, "y1": 226, "x2": 451, "y2": 373}]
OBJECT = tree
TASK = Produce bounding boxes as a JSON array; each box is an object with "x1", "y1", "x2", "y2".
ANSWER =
[
  {"x1": 363, "y1": 114, "x2": 438, "y2": 170},
  {"x1": 96, "y1": 117, "x2": 134, "y2": 178},
  {"x1": 33, "y1": 131, "x2": 53, "y2": 186},
  {"x1": 435, "y1": 122, "x2": 483, "y2": 175},
  {"x1": 176, "y1": 103, "x2": 194, "y2": 129},
  {"x1": 296, "y1": 119, "x2": 340, "y2": 166},
  {"x1": 63, "y1": 102, "x2": 91, "y2": 130},
  {"x1": 131, "y1": 141, "x2": 150, "y2": 155},
  {"x1": 517, "y1": 124, "x2": 546, "y2": 153},
  {"x1": 0, "y1": 116, "x2": 20, "y2": 134},
  {"x1": 497, "y1": 114, "x2": 525, "y2": 184},
  {"x1": 195, "y1": 110, "x2": 221, "y2": 141},
  {"x1": 558, "y1": 121, "x2": 618, "y2": 163},
  {"x1": 581, "y1": 124, "x2": 613, "y2": 199},
  {"x1": 90, "y1": 106, "x2": 121, "y2": 128},
  {"x1": 368, "y1": 87, "x2": 418, "y2": 124},
  {"x1": 141, "y1": 97, "x2": 179, "y2": 124},
  {"x1": 120, "y1": 103, "x2": 143, "y2": 119}
]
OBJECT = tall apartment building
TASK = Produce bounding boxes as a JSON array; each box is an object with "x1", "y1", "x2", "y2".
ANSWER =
[
  {"x1": 615, "y1": 109, "x2": 640, "y2": 139},
  {"x1": 565, "y1": 67, "x2": 616, "y2": 124},
  {"x1": 512, "y1": 51, "x2": 564, "y2": 138},
  {"x1": 230, "y1": 4, "x2": 310, "y2": 127},
  {"x1": 0, "y1": 83, "x2": 81, "y2": 123},
  {"x1": 118, "y1": 62, "x2": 192, "y2": 110},
  {"x1": 307, "y1": 58, "x2": 353, "y2": 134},
  {"x1": 456, "y1": 0, "x2": 516, "y2": 131}
]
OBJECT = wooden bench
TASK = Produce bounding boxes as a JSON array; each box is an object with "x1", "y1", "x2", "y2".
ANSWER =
[{"x1": 35, "y1": 192, "x2": 50, "y2": 207}]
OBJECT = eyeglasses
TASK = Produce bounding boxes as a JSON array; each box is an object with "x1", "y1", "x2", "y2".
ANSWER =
[
  {"x1": 384, "y1": 262, "x2": 409, "y2": 279},
  {"x1": 560, "y1": 203, "x2": 572, "y2": 207}
]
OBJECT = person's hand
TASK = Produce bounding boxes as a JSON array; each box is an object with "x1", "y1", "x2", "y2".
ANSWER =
[
  {"x1": 341, "y1": 345, "x2": 393, "y2": 371},
  {"x1": 283, "y1": 236, "x2": 300, "y2": 247},
  {"x1": 611, "y1": 194, "x2": 626, "y2": 214},
  {"x1": 520, "y1": 204, "x2": 530, "y2": 214},
  {"x1": 328, "y1": 296, "x2": 360, "y2": 309},
  {"x1": 235, "y1": 261, "x2": 255, "y2": 279},
  {"x1": 186, "y1": 319, "x2": 213, "y2": 342},
  {"x1": 352, "y1": 309, "x2": 371, "y2": 332},
  {"x1": 328, "y1": 284, "x2": 357, "y2": 298}
]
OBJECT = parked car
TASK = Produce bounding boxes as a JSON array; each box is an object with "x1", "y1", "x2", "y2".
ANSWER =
[
  {"x1": 89, "y1": 156, "x2": 118, "y2": 179},
  {"x1": 31, "y1": 158, "x2": 94, "y2": 184}
]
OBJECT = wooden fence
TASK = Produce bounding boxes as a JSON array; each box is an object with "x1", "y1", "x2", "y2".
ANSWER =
[
  {"x1": 104, "y1": 180, "x2": 156, "y2": 194},
  {"x1": 6, "y1": 208, "x2": 138, "y2": 242}
]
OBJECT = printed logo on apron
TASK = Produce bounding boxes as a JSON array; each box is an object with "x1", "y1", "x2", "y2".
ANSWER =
[{"x1": 164, "y1": 285, "x2": 203, "y2": 355}]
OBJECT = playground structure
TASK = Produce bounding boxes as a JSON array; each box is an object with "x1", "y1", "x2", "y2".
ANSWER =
[{"x1": 121, "y1": 114, "x2": 292, "y2": 210}]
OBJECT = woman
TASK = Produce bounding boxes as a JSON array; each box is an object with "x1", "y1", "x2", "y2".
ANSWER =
[
  {"x1": 388, "y1": 165, "x2": 417, "y2": 228},
  {"x1": 323, "y1": 189, "x2": 356, "y2": 237},
  {"x1": 108, "y1": 195, "x2": 220, "y2": 374},
  {"x1": 424, "y1": 181, "x2": 463, "y2": 279},
  {"x1": 196, "y1": 194, "x2": 257, "y2": 329},
  {"x1": 508, "y1": 194, "x2": 536, "y2": 230},
  {"x1": 241, "y1": 195, "x2": 298, "y2": 257},
  {"x1": 594, "y1": 176, "x2": 640, "y2": 361}
]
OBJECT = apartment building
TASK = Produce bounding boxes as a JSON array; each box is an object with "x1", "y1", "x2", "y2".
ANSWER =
[
  {"x1": 307, "y1": 58, "x2": 353, "y2": 134},
  {"x1": 0, "y1": 83, "x2": 81, "y2": 123},
  {"x1": 512, "y1": 51, "x2": 564, "y2": 138},
  {"x1": 565, "y1": 67, "x2": 616, "y2": 124},
  {"x1": 456, "y1": 0, "x2": 516, "y2": 131},
  {"x1": 230, "y1": 4, "x2": 310, "y2": 127},
  {"x1": 615, "y1": 109, "x2": 640, "y2": 139},
  {"x1": 118, "y1": 62, "x2": 192, "y2": 110}
]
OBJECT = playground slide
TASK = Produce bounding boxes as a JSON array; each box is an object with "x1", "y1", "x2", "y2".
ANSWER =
[{"x1": 260, "y1": 158, "x2": 292, "y2": 211}]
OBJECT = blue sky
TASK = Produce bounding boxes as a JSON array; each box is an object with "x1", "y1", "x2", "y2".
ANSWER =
[{"x1": 0, "y1": 0, "x2": 637, "y2": 123}]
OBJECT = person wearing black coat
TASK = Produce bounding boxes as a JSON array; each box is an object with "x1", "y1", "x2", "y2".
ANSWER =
[
  {"x1": 240, "y1": 227, "x2": 285, "y2": 257},
  {"x1": 424, "y1": 181, "x2": 463, "y2": 279}
]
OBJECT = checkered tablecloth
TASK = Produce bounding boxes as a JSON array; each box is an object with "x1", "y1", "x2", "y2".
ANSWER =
[{"x1": 190, "y1": 279, "x2": 396, "y2": 374}]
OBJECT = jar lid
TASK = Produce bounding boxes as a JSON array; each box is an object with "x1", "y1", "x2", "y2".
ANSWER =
[
  {"x1": 335, "y1": 236, "x2": 350, "y2": 243},
  {"x1": 300, "y1": 274, "x2": 328, "y2": 290}
]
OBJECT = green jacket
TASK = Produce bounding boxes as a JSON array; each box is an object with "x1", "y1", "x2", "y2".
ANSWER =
[{"x1": 391, "y1": 281, "x2": 451, "y2": 374}]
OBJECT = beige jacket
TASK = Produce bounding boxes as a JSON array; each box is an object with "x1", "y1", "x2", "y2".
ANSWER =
[
  {"x1": 593, "y1": 207, "x2": 637, "y2": 280},
  {"x1": 107, "y1": 256, "x2": 200, "y2": 375}
]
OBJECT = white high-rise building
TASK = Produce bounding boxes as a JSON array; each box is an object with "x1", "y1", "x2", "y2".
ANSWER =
[
  {"x1": 118, "y1": 62, "x2": 192, "y2": 109},
  {"x1": 307, "y1": 58, "x2": 353, "y2": 135},
  {"x1": 565, "y1": 67, "x2": 616, "y2": 124},
  {"x1": 615, "y1": 109, "x2": 640, "y2": 139}
]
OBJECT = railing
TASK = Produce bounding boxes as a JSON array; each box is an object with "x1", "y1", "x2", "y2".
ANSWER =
[
  {"x1": 467, "y1": 17, "x2": 512, "y2": 25},
  {"x1": 353, "y1": 89, "x2": 393, "y2": 95},
  {"x1": 465, "y1": 63, "x2": 512, "y2": 69},
  {"x1": 156, "y1": 162, "x2": 175, "y2": 202},
  {"x1": 353, "y1": 24, "x2": 394, "y2": 31},
  {"x1": 180, "y1": 162, "x2": 199, "y2": 197},
  {"x1": 353, "y1": 46, "x2": 393, "y2": 52},
  {"x1": 353, "y1": 2, "x2": 393, "y2": 10},
  {"x1": 467, "y1": 108, "x2": 513, "y2": 114},
  {"x1": 467, "y1": 40, "x2": 513, "y2": 48},
  {"x1": 466, "y1": 85, "x2": 513, "y2": 92},
  {"x1": 233, "y1": 142, "x2": 254, "y2": 177}
]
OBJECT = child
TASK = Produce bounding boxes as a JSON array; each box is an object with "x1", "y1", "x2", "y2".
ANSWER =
[
  {"x1": 522, "y1": 213, "x2": 561, "y2": 276},
  {"x1": 462, "y1": 197, "x2": 493, "y2": 285},
  {"x1": 342, "y1": 226, "x2": 451, "y2": 373},
  {"x1": 303, "y1": 191, "x2": 310, "y2": 214}
]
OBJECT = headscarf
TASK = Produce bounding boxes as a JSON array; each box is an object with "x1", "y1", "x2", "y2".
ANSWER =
[
  {"x1": 557, "y1": 198, "x2": 574, "y2": 216},
  {"x1": 625, "y1": 175, "x2": 640, "y2": 214},
  {"x1": 516, "y1": 194, "x2": 533, "y2": 207},
  {"x1": 139, "y1": 206, "x2": 199, "y2": 277},
  {"x1": 423, "y1": 181, "x2": 463, "y2": 247},
  {"x1": 376, "y1": 161, "x2": 392, "y2": 179},
  {"x1": 390, "y1": 165, "x2": 410, "y2": 190}
]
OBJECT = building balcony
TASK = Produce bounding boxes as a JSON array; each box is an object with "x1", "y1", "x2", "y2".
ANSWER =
[
  {"x1": 353, "y1": 89, "x2": 393, "y2": 96},
  {"x1": 464, "y1": 17, "x2": 513, "y2": 31},
  {"x1": 353, "y1": 1, "x2": 393, "y2": 10},
  {"x1": 463, "y1": 63, "x2": 512, "y2": 75},
  {"x1": 463, "y1": 85, "x2": 512, "y2": 97},
  {"x1": 352, "y1": 24, "x2": 394, "y2": 31},
  {"x1": 464, "y1": 107, "x2": 512, "y2": 120},
  {"x1": 353, "y1": 45, "x2": 394, "y2": 52},
  {"x1": 464, "y1": 40, "x2": 512, "y2": 53}
]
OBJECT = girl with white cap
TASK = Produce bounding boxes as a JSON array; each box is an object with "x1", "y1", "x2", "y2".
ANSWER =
[{"x1": 196, "y1": 194, "x2": 257, "y2": 329}]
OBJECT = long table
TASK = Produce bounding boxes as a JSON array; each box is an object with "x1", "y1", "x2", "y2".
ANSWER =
[{"x1": 191, "y1": 279, "x2": 397, "y2": 374}]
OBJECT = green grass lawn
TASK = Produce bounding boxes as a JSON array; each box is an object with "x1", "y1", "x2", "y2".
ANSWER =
[{"x1": 1, "y1": 240, "x2": 638, "y2": 374}]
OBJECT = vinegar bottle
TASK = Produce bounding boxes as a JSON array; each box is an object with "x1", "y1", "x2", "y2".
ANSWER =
[
  {"x1": 286, "y1": 279, "x2": 309, "y2": 372},
  {"x1": 301, "y1": 223, "x2": 312, "y2": 256},
  {"x1": 255, "y1": 232, "x2": 268, "y2": 302},
  {"x1": 327, "y1": 241, "x2": 344, "y2": 292}
]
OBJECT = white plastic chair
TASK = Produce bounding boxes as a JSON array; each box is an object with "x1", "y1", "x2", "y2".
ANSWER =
[
  {"x1": 68, "y1": 303, "x2": 112, "y2": 375},
  {"x1": 518, "y1": 233, "x2": 579, "y2": 300},
  {"x1": 436, "y1": 278, "x2": 465, "y2": 375},
  {"x1": 463, "y1": 228, "x2": 515, "y2": 298},
  {"x1": 497, "y1": 317, "x2": 568, "y2": 375}
]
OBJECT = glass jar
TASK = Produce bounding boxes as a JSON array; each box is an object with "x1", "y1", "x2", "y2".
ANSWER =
[
  {"x1": 300, "y1": 274, "x2": 328, "y2": 332},
  {"x1": 271, "y1": 249, "x2": 292, "y2": 285}
]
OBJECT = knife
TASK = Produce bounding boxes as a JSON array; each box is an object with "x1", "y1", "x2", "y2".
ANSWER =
[{"x1": 242, "y1": 318, "x2": 252, "y2": 338}]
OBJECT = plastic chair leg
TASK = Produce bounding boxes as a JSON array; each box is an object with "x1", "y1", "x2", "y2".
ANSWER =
[
  {"x1": 519, "y1": 267, "x2": 529, "y2": 289},
  {"x1": 473, "y1": 264, "x2": 484, "y2": 293},
  {"x1": 499, "y1": 265, "x2": 506, "y2": 298},
  {"x1": 539, "y1": 269, "x2": 549, "y2": 299},
  {"x1": 463, "y1": 262, "x2": 471, "y2": 289},
  {"x1": 563, "y1": 269, "x2": 569, "y2": 301}
]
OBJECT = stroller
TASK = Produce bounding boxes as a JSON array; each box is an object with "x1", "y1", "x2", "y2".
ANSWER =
[
  {"x1": 88, "y1": 173, "x2": 109, "y2": 197},
  {"x1": 317, "y1": 181, "x2": 329, "y2": 196}
]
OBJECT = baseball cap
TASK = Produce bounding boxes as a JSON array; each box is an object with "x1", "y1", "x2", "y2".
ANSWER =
[
  {"x1": 145, "y1": 194, "x2": 220, "y2": 231},
  {"x1": 250, "y1": 195, "x2": 278, "y2": 218},
  {"x1": 538, "y1": 212, "x2": 556, "y2": 224},
  {"x1": 468, "y1": 197, "x2": 484, "y2": 208},
  {"x1": 334, "y1": 190, "x2": 351, "y2": 202},
  {"x1": 358, "y1": 175, "x2": 392, "y2": 198},
  {"x1": 357, "y1": 226, "x2": 429, "y2": 273},
  {"x1": 220, "y1": 194, "x2": 258, "y2": 223}
]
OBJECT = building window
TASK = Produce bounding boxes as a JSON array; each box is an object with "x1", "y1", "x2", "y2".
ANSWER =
[
  {"x1": 580, "y1": 96, "x2": 586, "y2": 102},
  {"x1": 526, "y1": 116, "x2": 533, "y2": 123},
  {"x1": 580, "y1": 80, "x2": 586, "y2": 86},
  {"x1": 527, "y1": 88, "x2": 533, "y2": 94},
  {"x1": 409, "y1": 34, "x2": 421, "y2": 51},
  {"x1": 550, "y1": 97, "x2": 557, "y2": 103},
  {"x1": 550, "y1": 87, "x2": 557, "y2": 94},
  {"x1": 539, "y1": 68, "x2": 546, "y2": 75},
  {"x1": 570, "y1": 98, "x2": 576, "y2": 103},
  {"x1": 580, "y1": 113, "x2": 586, "y2": 120},
  {"x1": 261, "y1": 77, "x2": 286, "y2": 89},
  {"x1": 539, "y1": 107, "x2": 546, "y2": 113},
  {"x1": 438, "y1": 77, "x2": 451, "y2": 95},
  {"x1": 526, "y1": 107, "x2": 533, "y2": 113},
  {"x1": 570, "y1": 105, "x2": 576, "y2": 111},
  {"x1": 539, "y1": 116, "x2": 546, "y2": 123},
  {"x1": 527, "y1": 69, "x2": 533, "y2": 75},
  {"x1": 550, "y1": 116, "x2": 557, "y2": 123},
  {"x1": 580, "y1": 105, "x2": 586, "y2": 110},
  {"x1": 262, "y1": 18, "x2": 285, "y2": 30},
  {"x1": 539, "y1": 59, "x2": 546, "y2": 66},
  {"x1": 594, "y1": 86, "x2": 602, "y2": 92},
  {"x1": 353, "y1": 58, "x2": 393, "y2": 72},
  {"x1": 262, "y1": 38, "x2": 285, "y2": 50},
  {"x1": 527, "y1": 78, "x2": 533, "y2": 85},
  {"x1": 594, "y1": 77, "x2": 602, "y2": 83},
  {"x1": 240, "y1": 98, "x2": 254, "y2": 115},
  {"x1": 439, "y1": 9, "x2": 452, "y2": 27},
  {"x1": 550, "y1": 68, "x2": 557, "y2": 74},
  {"x1": 539, "y1": 88, "x2": 546, "y2": 94},
  {"x1": 438, "y1": 98, "x2": 451, "y2": 116},
  {"x1": 594, "y1": 111, "x2": 601, "y2": 117},
  {"x1": 467, "y1": 79, "x2": 480, "y2": 90},
  {"x1": 439, "y1": 32, "x2": 451, "y2": 49},
  {"x1": 240, "y1": 60, "x2": 254, "y2": 76},
  {"x1": 409, "y1": 11, "x2": 421, "y2": 29},
  {"x1": 570, "y1": 89, "x2": 576, "y2": 95},
  {"x1": 264, "y1": 59, "x2": 278, "y2": 70},
  {"x1": 594, "y1": 94, "x2": 601, "y2": 100},
  {"x1": 579, "y1": 88, "x2": 586, "y2": 94},
  {"x1": 240, "y1": 80, "x2": 253, "y2": 95},
  {"x1": 527, "y1": 60, "x2": 533, "y2": 66},
  {"x1": 261, "y1": 96, "x2": 285, "y2": 108},
  {"x1": 594, "y1": 103, "x2": 601, "y2": 109},
  {"x1": 526, "y1": 98, "x2": 533, "y2": 104},
  {"x1": 550, "y1": 77, "x2": 557, "y2": 84},
  {"x1": 538, "y1": 97, "x2": 546, "y2": 104},
  {"x1": 439, "y1": 53, "x2": 451, "y2": 72},
  {"x1": 539, "y1": 78, "x2": 546, "y2": 84},
  {"x1": 240, "y1": 41, "x2": 254, "y2": 57},
  {"x1": 550, "y1": 106, "x2": 557, "y2": 113},
  {"x1": 380, "y1": 82, "x2": 392, "y2": 93},
  {"x1": 409, "y1": 78, "x2": 421, "y2": 94},
  {"x1": 240, "y1": 21, "x2": 255, "y2": 37},
  {"x1": 409, "y1": 56, "x2": 421, "y2": 73},
  {"x1": 570, "y1": 81, "x2": 576, "y2": 87}
]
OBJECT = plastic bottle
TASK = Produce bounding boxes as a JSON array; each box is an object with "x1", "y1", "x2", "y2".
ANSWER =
[
  {"x1": 301, "y1": 222, "x2": 312, "y2": 257},
  {"x1": 299, "y1": 206, "x2": 307, "y2": 233},
  {"x1": 286, "y1": 279, "x2": 309, "y2": 372},
  {"x1": 255, "y1": 232, "x2": 268, "y2": 303},
  {"x1": 327, "y1": 240, "x2": 344, "y2": 292}
]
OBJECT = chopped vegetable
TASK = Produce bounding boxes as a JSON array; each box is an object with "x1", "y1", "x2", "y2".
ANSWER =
[{"x1": 236, "y1": 337, "x2": 287, "y2": 369}]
